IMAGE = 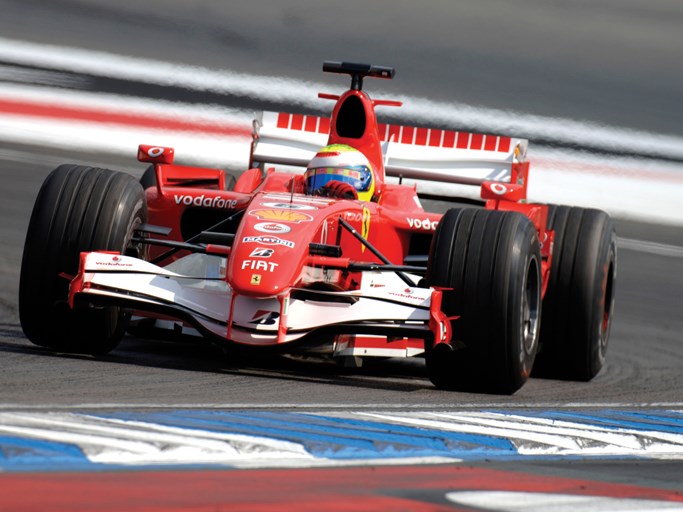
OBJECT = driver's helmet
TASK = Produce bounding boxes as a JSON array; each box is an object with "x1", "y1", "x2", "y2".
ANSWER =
[{"x1": 304, "y1": 144, "x2": 375, "y2": 201}]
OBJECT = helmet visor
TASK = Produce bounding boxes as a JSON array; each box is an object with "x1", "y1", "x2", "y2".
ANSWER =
[{"x1": 305, "y1": 165, "x2": 371, "y2": 193}]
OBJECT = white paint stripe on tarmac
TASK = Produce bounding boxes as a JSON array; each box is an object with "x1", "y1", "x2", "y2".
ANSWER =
[
  {"x1": 1, "y1": 403, "x2": 682, "y2": 411},
  {"x1": 2, "y1": 36, "x2": 683, "y2": 160},
  {"x1": 445, "y1": 492, "x2": 683, "y2": 512},
  {"x1": 618, "y1": 238, "x2": 683, "y2": 258}
]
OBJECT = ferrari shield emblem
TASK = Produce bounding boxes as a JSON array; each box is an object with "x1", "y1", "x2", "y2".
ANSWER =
[
  {"x1": 361, "y1": 206, "x2": 371, "y2": 252},
  {"x1": 250, "y1": 274, "x2": 262, "y2": 285}
]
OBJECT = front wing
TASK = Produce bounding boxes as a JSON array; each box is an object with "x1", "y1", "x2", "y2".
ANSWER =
[{"x1": 68, "y1": 252, "x2": 449, "y2": 349}]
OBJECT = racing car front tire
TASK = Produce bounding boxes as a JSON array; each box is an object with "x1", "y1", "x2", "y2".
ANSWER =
[
  {"x1": 425, "y1": 208, "x2": 542, "y2": 394},
  {"x1": 532, "y1": 205, "x2": 617, "y2": 381},
  {"x1": 19, "y1": 164, "x2": 147, "y2": 354}
]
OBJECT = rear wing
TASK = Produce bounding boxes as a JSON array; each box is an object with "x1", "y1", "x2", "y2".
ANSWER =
[{"x1": 250, "y1": 112, "x2": 529, "y2": 196}]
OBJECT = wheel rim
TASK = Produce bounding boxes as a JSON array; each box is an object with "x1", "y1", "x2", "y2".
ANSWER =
[
  {"x1": 522, "y1": 256, "x2": 541, "y2": 355},
  {"x1": 598, "y1": 255, "x2": 616, "y2": 360}
]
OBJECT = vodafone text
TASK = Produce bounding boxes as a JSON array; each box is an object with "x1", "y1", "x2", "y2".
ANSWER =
[
  {"x1": 407, "y1": 218, "x2": 438, "y2": 230},
  {"x1": 174, "y1": 195, "x2": 238, "y2": 209}
]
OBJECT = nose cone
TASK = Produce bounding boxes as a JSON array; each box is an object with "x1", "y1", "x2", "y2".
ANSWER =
[
  {"x1": 228, "y1": 232, "x2": 300, "y2": 296},
  {"x1": 228, "y1": 202, "x2": 321, "y2": 296}
]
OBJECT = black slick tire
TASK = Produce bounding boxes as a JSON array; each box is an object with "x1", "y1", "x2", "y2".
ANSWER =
[
  {"x1": 533, "y1": 205, "x2": 617, "y2": 381},
  {"x1": 19, "y1": 165, "x2": 147, "y2": 354},
  {"x1": 425, "y1": 208, "x2": 542, "y2": 394}
]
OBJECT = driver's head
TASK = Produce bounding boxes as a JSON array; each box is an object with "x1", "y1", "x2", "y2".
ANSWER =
[{"x1": 304, "y1": 144, "x2": 374, "y2": 201}]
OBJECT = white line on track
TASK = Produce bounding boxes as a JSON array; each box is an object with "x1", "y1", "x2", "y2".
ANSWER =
[
  {"x1": 445, "y1": 492, "x2": 683, "y2": 512},
  {"x1": 1, "y1": 403, "x2": 682, "y2": 411},
  {"x1": 618, "y1": 238, "x2": 683, "y2": 258}
]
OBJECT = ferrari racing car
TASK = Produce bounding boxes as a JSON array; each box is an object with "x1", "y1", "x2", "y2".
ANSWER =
[{"x1": 19, "y1": 62, "x2": 617, "y2": 394}]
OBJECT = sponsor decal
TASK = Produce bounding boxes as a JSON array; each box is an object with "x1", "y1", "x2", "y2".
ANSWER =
[
  {"x1": 262, "y1": 202, "x2": 316, "y2": 211},
  {"x1": 254, "y1": 222, "x2": 292, "y2": 233},
  {"x1": 388, "y1": 288, "x2": 429, "y2": 301},
  {"x1": 253, "y1": 222, "x2": 291, "y2": 234},
  {"x1": 249, "y1": 209, "x2": 313, "y2": 223},
  {"x1": 361, "y1": 206, "x2": 370, "y2": 252},
  {"x1": 343, "y1": 207, "x2": 371, "y2": 233},
  {"x1": 242, "y1": 236, "x2": 295, "y2": 248},
  {"x1": 263, "y1": 193, "x2": 332, "y2": 205},
  {"x1": 250, "y1": 310, "x2": 279, "y2": 324},
  {"x1": 389, "y1": 289, "x2": 422, "y2": 300},
  {"x1": 95, "y1": 255, "x2": 133, "y2": 267},
  {"x1": 490, "y1": 183, "x2": 508, "y2": 195},
  {"x1": 174, "y1": 194, "x2": 238, "y2": 209},
  {"x1": 250, "y1": 274, "x2": 262, "y2": 285},
  {"x1": 407, "y1": 217, "x2": 438, "y2": 231},
  {"x1": 147, "y1": 147, "x2": 165, "y2": 158},
  {"x1": 241, "y1": 259, "x2": 279, "y2": 272},
  {"x1": 249, "y1": 248, "x2": 274, "y2": 258},
  {"x1": 342, "y1": 211, "x2": 363, "y2": 222}
]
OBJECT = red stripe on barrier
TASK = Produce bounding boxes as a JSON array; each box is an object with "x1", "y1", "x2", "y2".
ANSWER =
[
  {"x1": 0, "y1": 99, "x2": 252, "y2": 137},
  {"x1": 484, "y1": 135, "x2": 497, "y2": 151}
]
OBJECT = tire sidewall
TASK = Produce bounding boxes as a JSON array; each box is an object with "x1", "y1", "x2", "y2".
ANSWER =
[{"x1": 506, "y1": 222, "x2": 542, "y2": 385}]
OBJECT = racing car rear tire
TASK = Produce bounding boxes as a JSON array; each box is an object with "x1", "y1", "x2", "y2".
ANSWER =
[
  {"x1": 19, "y1": 164, "x2": 147, "y2": 354},
  {"x1": 425, "y1": 208, "x2": 542, "y2": 394},
  {"x1": 532, "y1": 205, "x2": 617, "y2": 381}
]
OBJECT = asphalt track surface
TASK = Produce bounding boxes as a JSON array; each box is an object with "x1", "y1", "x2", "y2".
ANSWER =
[
  {"x1": 1, "y1": 146, "x2": 681, "y2": 408},
  {"x1": 1, "y1": 0, "x2": 682, "y2": 508}
]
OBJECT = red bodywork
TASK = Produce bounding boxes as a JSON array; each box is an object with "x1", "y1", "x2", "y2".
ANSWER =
[{"x1": 91, "y1": 73, "x2": 552, "y2": 352}]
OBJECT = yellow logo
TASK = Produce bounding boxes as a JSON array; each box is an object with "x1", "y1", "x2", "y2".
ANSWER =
[
  {"x1": 250, "y1": 274, "x2": 262, "y2": 285},
  {"x1": 361, "y1": 207, "x2": 370, "y2": 252},
  {"x1": 249, "y1": 209, "x2": 312, "y2": 223}
]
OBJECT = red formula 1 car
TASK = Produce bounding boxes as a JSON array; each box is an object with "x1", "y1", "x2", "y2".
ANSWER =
[{"x1": 19, "y1": 62, "x2": 617, "y2": 393}]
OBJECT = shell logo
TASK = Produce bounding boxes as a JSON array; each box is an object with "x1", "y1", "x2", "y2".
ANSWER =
[{"x1": 249, "y1": 209, "x2": 313, "y2": 223}]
